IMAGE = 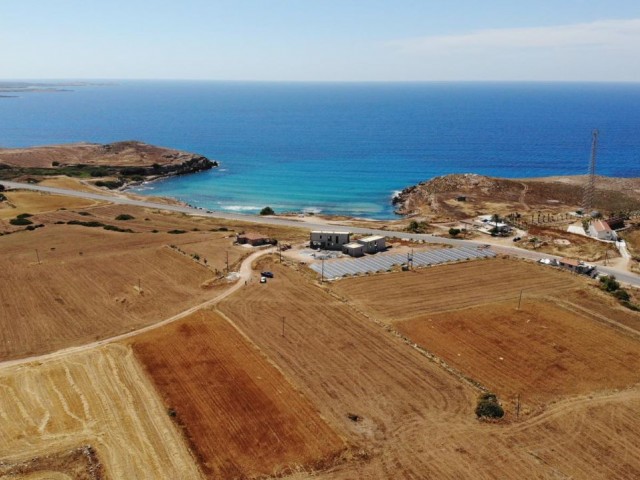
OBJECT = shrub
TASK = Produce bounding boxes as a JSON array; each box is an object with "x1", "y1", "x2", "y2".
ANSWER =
[
  {"x1": 115, "y1": 214, "x2": 135, "y2": 221},
  {"x1": 10, "y1": 217, "x2": 33, "y2": 226},
  {"x1": 67, "y1": 220, "x2": 105, "y2": 228},
  {"x1": 95, "y1": 180, "x2": 124, "y2": 189},
  {"x1": 0, "y1": 193, "x2": 6, "y2": 202},
  {"x1": 120, "y1": 167, "x2": 146, "y2": 176},
  {"x1": 103, "y1": 225, "x2": 133, "y2": 233},
  {"x1": 17, "y1": 213, "x2": 33, "y2": 219},
  {"x1": 168, "y1": 229, "x2": 186, "y2": 234},
  {"x1": 614, "y1": 289, "x2": 630, "y2": 302},
  {"x1": 449, "y1": 228, "x2": 461, "y2": 237},
  {"x1": 600, "y1": 275, "x2": 620, "y2": 292},
  {"x1": 52, "y1": 161, "x2": 60, "y2": 167},
  {"x1": 77, "y1": 211, "x2": 93, "y2": 216},
  {"x1": 260, "y1": 206, "x2": 275, "y2": 216},
  {"x1": 90, "y1": 168, "x2": 108, "y2": 177},
  {"x1": 475, "y1": 392, "x2": 504, "y2": 419}
]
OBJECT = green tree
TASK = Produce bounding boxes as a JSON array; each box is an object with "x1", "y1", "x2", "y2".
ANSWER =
[
  {"x1": 475, "y1": 393, "x2": 504, "y2": 419},
  {"x1": 449, "y1": 228, "x2": 461, "y2": 237},
  {"x1": 260, "y1": 206, "x2": 275, "y2": 216}
]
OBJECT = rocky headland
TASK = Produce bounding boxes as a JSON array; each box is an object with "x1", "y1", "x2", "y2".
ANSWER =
[{"x1": 0, "y1": 141, "x2": 217, "y2": 188}]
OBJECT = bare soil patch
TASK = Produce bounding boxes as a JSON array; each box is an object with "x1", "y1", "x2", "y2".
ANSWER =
[
  {"x1": 396, "y1": 300, "x2": 640, "y2": 414},
  {"x1": 518, "y1": 225, "x2": 619, "y2": 261},
  {"x1": 130, "y1": 310, "x2": 345, "y2": 479},
  {"x1": 0, "y1": 446, "x2": 102, "y2": 479}
]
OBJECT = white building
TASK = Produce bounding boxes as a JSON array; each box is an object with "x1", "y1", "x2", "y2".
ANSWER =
[
  {"x1": 310, "y1": 231, "x2": 350, "y2": 250},
  {"x1": 357, "y1": 235, "x2": 386, "y2": 254},
  {"x1": 342, "y1": 242, "x2": 365, "y2": 257},
  {"x1": 588, "y1": 219, "x2": 617, "y2": 241}
]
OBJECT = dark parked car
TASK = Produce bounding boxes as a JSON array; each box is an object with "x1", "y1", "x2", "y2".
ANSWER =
[{"x1": 261, "y1": 271, "x2": 274, "y2": 278}]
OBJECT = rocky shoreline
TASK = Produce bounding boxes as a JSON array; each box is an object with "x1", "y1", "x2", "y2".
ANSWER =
[{"x1": 0, "y1": 141, "x2": 218, "y2": 188}]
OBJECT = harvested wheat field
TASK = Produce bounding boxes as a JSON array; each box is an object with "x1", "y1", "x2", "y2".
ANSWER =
[
  {"x1": 397, "y1": 300, "x2": 640, "y2": 414},
  {"x1": 216, "y1": 258, "x2": 640, "y2": 479},
  {"x1": 0, "y1": 225, "x2": 236, "y2": 360},
  {"x1": 334, "y1": 257, "x2": 583, "y2": 321},
  {"x1": 0, "y1": 190, "x2": 100, "y2": 220},
  {"x1": 0, "y1": 344, "x2": 202, "y2": 479},
  {"x1": 130, "y1": 310, "x2": 345, "y2": 478}
]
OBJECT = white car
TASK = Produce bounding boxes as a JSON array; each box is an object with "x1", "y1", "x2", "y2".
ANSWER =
[{"x1": 260, "y1": 276, "x2": 267, "y2": 283}]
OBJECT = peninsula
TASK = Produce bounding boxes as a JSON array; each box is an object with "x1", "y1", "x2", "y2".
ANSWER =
[{"x1": 0, "y1": 140, "x2": 217, "y2": 188}]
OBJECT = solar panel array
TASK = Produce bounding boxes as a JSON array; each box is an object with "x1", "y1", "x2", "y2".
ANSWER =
[{"x1": 309, "y1": 246, "x2": 495, "y2": 279}]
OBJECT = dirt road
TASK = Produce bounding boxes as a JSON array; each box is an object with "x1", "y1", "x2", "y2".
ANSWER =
[{"x1": 0, "y1": 247, "x2": 274, "y2": 370}]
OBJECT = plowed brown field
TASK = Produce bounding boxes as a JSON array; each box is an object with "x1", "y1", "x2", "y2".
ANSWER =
[
  {"x1": 217, "y1": 258, "x2": 640, "y2": 479},
  {"x1": 334, "y1": 258, "x2": 583, "y2": 321},
  {"x1": 0, "y1": 344, "x2": 202, "y2": 479},
  {"x1": 130, "y1": 310, "x2": 345, "y2": 478},
  {"x1": 397, "y1": 300, "x2": 640, "y2": 413}
]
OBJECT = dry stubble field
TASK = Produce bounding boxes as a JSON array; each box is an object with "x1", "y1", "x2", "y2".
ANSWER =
[
  {"x1": 0, "y1": 344, "x2": 202, "y2": 479},
  {"x1": 130, "y1": 310, "x2": 345, "y2": 479},
  {"x1": 334, "y1": 257, "x2": 584, "y2": 319},
  {"x1": 216, "y1": 256, "x2": 640, "y2": 478}
]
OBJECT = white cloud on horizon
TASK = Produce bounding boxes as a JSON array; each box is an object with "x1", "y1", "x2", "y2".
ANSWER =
[{"x1": 389, "y1": 18, "x2": 640, "y2": 53}]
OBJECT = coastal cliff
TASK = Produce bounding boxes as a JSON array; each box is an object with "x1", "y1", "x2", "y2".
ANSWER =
[
  {"x1": 393, "y1": 173, "x2": 640, "y2": 221},
  {"x1": 0, "y1": 141, "x2": 217, "y2": 187}
]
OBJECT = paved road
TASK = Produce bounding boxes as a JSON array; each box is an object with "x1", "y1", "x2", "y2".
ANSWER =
[{"x1": 3, "y1": 179, "x2": 640, "y2": 287}]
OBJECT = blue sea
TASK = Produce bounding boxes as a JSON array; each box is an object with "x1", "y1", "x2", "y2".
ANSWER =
[{"x1": 1, "y1": 81, "x2": 639, "y2": 219}]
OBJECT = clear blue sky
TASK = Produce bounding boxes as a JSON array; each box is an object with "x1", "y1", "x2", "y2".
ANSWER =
[{"x1": 2, "y1": 0, "x2": 640, "y2": 81}]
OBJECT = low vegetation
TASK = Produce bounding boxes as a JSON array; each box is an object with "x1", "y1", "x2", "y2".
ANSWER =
[
  {"x1": 115, "y1": 213, "x2": 135, "y2": 221},
  {"x1": 475, "y1": 392, "x2": 504, "y2": 419},
  {"x1": 260, "y1": 206, "x2": 275, "y2": 215}
]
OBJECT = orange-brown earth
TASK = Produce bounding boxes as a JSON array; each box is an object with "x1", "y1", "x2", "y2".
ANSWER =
[
  {"x1": 396, "y1": 300, "x2": 640, "y2": 414},
  {"x1": 214, "y1": 257, "x2": 640, "y2": 479},
  {"x1": 131, "y1": 310, "x2": 345, "y2": 479}
]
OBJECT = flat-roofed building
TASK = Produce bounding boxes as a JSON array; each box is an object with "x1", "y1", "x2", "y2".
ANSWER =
[
  {"x1": 237, "y1": 232, "x2": 269, "y2": 246},
  {"x1": 357, "y1": 235, "x2": 386, "y2": 254},
  {"x1": 342, "y1": 242, "x2": 365, "y2": 257},
  {"x1": 310, "y1": 231, "x2": 350, "y2": 250}
]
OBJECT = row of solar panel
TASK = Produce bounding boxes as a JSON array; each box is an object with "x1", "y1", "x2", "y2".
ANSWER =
[{"x1": 309, "y1": 246, "x2": 496, "y2": 279}]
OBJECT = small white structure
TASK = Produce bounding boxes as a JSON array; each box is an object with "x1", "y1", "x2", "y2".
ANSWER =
[
  {"x1": 310, "y1": 231, "x2": 350, "y2": 250},
  {"x1": 357, "y1": 235, "x2": 386, "y2": 254},
  {"x1": 342, "y1": 242, "x2": 365, "y2": 257},
  {"x1": 588, "y1": 219, "x2": 617, "y2": 241}
]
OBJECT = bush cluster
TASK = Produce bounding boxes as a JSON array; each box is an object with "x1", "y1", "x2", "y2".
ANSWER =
[
  {"x1": 475, "y1": 392, "x2": 504, "y2": 419},
  {"x1": 115, "y1": 214, "x2": 135, "y2": 221}
]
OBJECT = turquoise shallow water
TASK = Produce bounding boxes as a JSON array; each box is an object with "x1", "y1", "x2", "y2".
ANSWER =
[{"x1": 1, "y1": 81, "x2": 639, "y2": 218}]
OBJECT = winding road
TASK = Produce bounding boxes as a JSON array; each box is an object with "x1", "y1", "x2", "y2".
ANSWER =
[
  {"x1": 2, "y1": 179, "x2": 640, "y2": 288},
  {"x1": 0, "y1": 246, "x2": 274, "y2": 369}
]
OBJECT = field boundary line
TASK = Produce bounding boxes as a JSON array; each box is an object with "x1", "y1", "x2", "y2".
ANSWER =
[
  {"x1": 550, "y1": 297, "x2": 640, "y2": 340},
  {"x1": 0, "y1": 247, "x2": 274, "y2": 370},
  {"x1": 321, "y1": 286, "x2": 489, "y2": 393}
]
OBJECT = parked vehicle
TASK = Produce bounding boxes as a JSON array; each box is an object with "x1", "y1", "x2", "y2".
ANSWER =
[
  {"x1": 261, "y1": 271, "x2": 274, "y2": 278},
  {"x1": 260, "y1": 276, "x2": 267, "y2": 283}
]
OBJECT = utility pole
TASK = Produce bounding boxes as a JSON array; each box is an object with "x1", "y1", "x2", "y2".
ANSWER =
[
  {"x1": 35, "y1": 249, "x2": 41, "y2": 265},
  {"x1": 517, "y1": 289, "x2": 523, "y2": 310}
]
